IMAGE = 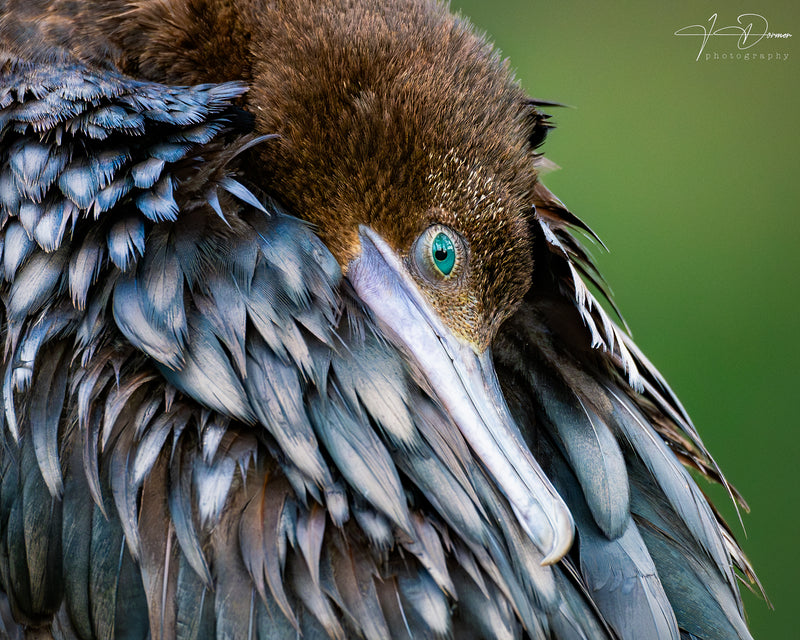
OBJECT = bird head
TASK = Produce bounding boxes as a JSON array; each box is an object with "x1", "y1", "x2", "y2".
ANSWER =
[{"x1": 245, "y1": 1, "x2": 543, "y2": 353}]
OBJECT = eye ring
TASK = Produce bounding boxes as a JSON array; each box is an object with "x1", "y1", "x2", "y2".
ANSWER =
[{"x1": 411, "y1": 224, "x2": 467, "y2": 282}]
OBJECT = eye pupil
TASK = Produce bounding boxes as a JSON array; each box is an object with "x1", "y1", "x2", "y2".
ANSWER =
[{"x1": 431, "y1": 232, "x2": 456, "y2": 276}]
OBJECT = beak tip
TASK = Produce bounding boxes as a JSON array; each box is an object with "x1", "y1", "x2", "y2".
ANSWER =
[
  {"x1": 513, "y1": 498, "x2": 575, "y2": 566},
  {"x1": 542, "y1": 504, "x2": 575, "y2": 565},
  {"x1": 540, "y1": 512, "x2": 575, "y2": 565}
]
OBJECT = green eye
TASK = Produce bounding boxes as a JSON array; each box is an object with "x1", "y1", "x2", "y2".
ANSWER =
[
  {"x1": 431, "y1": 232, "x2": 456, "y2": 276},
  {"x1": 411, "y1": 224, "x2": 465, "y2": 282}
]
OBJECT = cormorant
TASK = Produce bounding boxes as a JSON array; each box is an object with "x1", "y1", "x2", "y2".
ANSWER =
[{"x1": 0, "y1": 0, "x2": 762, "y2": 638}]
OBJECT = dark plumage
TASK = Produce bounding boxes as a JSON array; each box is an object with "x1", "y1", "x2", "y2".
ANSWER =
[{"x1": 0, "y1": 1, "x2": 761, "y2": 639}]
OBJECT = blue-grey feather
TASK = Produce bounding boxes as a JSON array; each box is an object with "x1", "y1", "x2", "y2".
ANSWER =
[
  {"x1": 244, "y1": 338, "x2": 331, "y2": 486},
  {"x1": 132, "y1": 396, "x2": 163, "y2": 442},
  {"x1": 287, "y1": 553, "x2": 345, "y2": 640},
  {"x1": 218, "y1": 176, "x2": 267, "y2": 213},
  {"x1": 108, "y1": 440, "x2": 142, "y2": 566},
  {"x1": 160, "y1": 314, "x2": 254, "y2": 422},
  {"x1": 113, "y1": 273, "x2": 186, "y2": 370},
  {"x1": 255, "y1": 218, "x2": 316, "y2": 306},
  {"x1": 0, "y1": 169, "x2": 21, "y2": 217},
  {"x1": 8, "y1": 140, "x2": 52, "y2": 201},
  {"x1": 549, "y1": 448, "x2": 679, "y2": 640},
  {"x1": 326, "y1": 533, "x2": 392, "y2": 640},
  {"x1": 172, "y1": 121, "x2": 225, "y2": 145},
  {"x1": 3, "y1": 360, "x2": 20, "y2": 442},
  {"x1": 110, "y1": 540, "x2": 150, "y2": 639},
  {"x1": 0, "y1": 87, "x2": 12, "y2": 109},
  {"x1": 77, "y1": 365, "x2": 114, "y2": 513},
  {"x1": 60, "y1": 446, "x2": 94, "y2": 639},
  {"x1": 629, "y1": 463, "x2": 751, "y2": 640},
  {"x1": 397, "y1": 570, "x2": 451, "y2": 637},
  {"x1": 84, "y1": 104, "x2": 130, "y2": 130},
  {"x1": 58, "y1": 160, "x2": 99, "y2": 209},
  {"x1": 295, "y1": 506, "x2": 326, "y2": 589},
  {"x1": 72, "y1": 120, "x2": 110, "y2": 141},
  {"x1": 6, "y1": 248, "x2": 67, "y2": 324},
  {"x1": 240, "y1": 474, "x2": 300, "y2": 630},
  {"x1": 168, "y1": 440, "x2": 213, "y2": 588},
  {"x1": 0, "y1": 457, "x2": 27, "y2": 616},
  {"x1": 17, "y1": 200, "x2": 43, "y2": 237},
  {"x1": 352, "y1": 504, "x2": 394, "y2": 550},
  {"x1": 38, "y1": 147, "x2": 70, "y2": 195},
  {"x1": 395, "y1": 441, "x2": 488, "y2": 547},
  {"x1": 205, "y1": 189, "x2": 227, "y2": 223},
  {"x1": 14, "y1": 313, "x2": 71, "y2": 393},
  {"x1": 200, "y1": 418, "x2": 228, "y2": 462},
  {"x1": 588, "y1": 521, "x2": 679, "y2": 638},
  {"x1": 331, "y1": 336, "x2": 417, "y2": 448},
  {"x1": 149, "y1": 142, "x2": 192, "y2": 163},
  {"x1": 29, "y1": 341, "x2": 69, "y2": 498},
  {"x1": 33, "y1": 198, "x2": 75, "y2": 252},
  {"x1": 258, "y1": 585, "x2": 326, "y2": 640},
  {"x1": 548, "y1": 572, "x2": 610, "y2": 640},
  {"x1": 90, "y1": 148, "x2": 131, "y2": 188},
  {"x1": 309, "y1": 395, "x2": 413, "y2": 533},
  {"x1": 469, "y1": 458, "x2": 561, "y2": 614},
  {"x1": 107, "y1": 216, "x2": 145, "y2": 271},
  {"x1": 175, "y1": 550, "x2": 216, "y2": 640},
  {"x1": 323, "y1": 481, "x2": 352, "y2": 528},
  {"x1": 399, "y1": 402, "x2": 489, "y2": 547},
  {"x1": 0, "y1": 594, "x2": 23, "y2": 640},
  {"x1": 132, "y1": 413, "x2": 174, "y2": 488},
  {"x1": 193, "y1": 454, "x2": 236, "y2": 527},
  {"x1": 130, "y1": 157, "x2": 165, "y2": 190},
  {"x1": 192, "y1": 272, "x2": 248, "y2": 375},
  {"x1": 93, "y1": 175, "x2": 133, "y2": 215},
  {"x1": 638, "y1": 516, "x2": 752, "y2": 640},
  {"x1": 135, "y1": 175, "x2": 179, "y2": 221},
  {"x1": 451, "y1": 563, "x2": 525, "y2": 640},
  {"x1": 11, "y1": 93, "x2": 77, "y2": 127},
  {"x1": 245, "y1": 270, "x2": 297, "y2": 358},
  {"x1": 527, "y1": 362, "x2": 629, "y2": 539},
  {"x1": 404, "y1": 512, "x2": 455, "y2": 597},
  {"x1": 68, "y1": 228, "x2": 105, "y2": 310},
  {"x1": 139, "y1": 228, "x2": 187, "y2": 341},
  {"x1": 19, "y1": 439, "x2": 63, "y2": 618},
  {"x1": 88, "y1": 487, "x2": 146, "y2": 640},
  {"x1": 3, "y1": 221, "x2": 34, "y2": 282},
  {"x1": 210, "y1": 502, "x2": 263, "y2": 640},
  {"x1": 603, "y1": 385, "x2": 734, "y2": 591},
  {"x1": 250, "y1": 282, "x2": 321, "y2": 379}
]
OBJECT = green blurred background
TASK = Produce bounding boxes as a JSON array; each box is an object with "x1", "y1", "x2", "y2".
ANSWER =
[{"x1": 451, "y1": 1, "x2": 799, "y2": 637}]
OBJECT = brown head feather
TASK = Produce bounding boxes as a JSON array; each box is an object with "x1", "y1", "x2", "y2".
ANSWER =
[{"x1": 20, "y1": 0, "x2": 549, "y2": 348}]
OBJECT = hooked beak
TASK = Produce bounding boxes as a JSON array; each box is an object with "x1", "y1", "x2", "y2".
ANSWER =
[{"x1": 347, "y1": 226, "x2": 574, "y2": 564}]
